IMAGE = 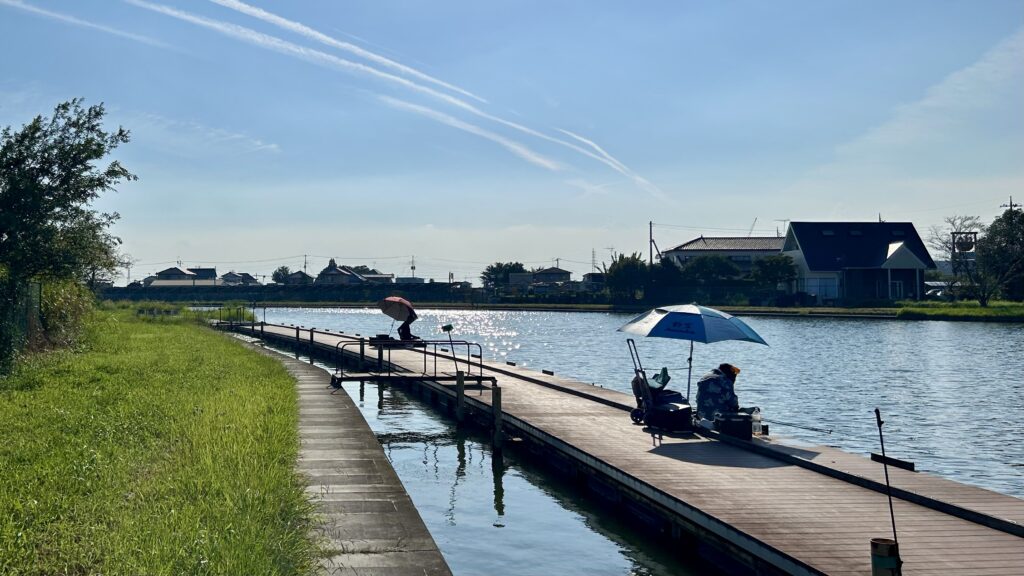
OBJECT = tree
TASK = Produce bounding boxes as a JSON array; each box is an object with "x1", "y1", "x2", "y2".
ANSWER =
[
  {"x1": 1, "y1": 99, "x2": 134, "y2": 370},
  {"x1": 977, "y1": 208, "x2": 1024, "y2": 302},
  {"x1": 272, "y1": 266, "x2": 291, "y2": 284},
  {"x1": 680, "y1": 255, "x2": 740, "y2": 285},
  {"x1": 928, "y1": 212, "x2": 1024, "y2": 306},
  {"x1": 605, "y1": 252, "x2": 648, "y2": 300},
  {"x1": 751, "y1": 254, "x2": 797, "y2": 290},
  {"x1": 350, "y1": 265, "x2": 377, "y2": 275},
  {"x1": 480, "y1": 261, "x2": 526, "y2": 290}
]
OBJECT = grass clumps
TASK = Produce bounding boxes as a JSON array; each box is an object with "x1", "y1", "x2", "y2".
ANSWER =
[
  {"x1": 0, "y1": 311, "x2": 318, "y2": 575},
  {"x1": 896, "y1": 300, "x2": 1024, "y2": 322}
]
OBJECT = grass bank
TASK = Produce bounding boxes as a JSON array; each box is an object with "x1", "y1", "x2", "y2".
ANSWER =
[
  {"x1": 0, "y1": 310, "x2": 317, "y2": 575},
  {"x1": 894, "y1": 300, "x2": 1024, "y2": 322}
]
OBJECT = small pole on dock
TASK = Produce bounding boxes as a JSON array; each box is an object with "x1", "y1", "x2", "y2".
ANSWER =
[
  {"x1": 455, "y1": 371, "x2": 465, "y2": 423},
  {"x1": 308, "y1": 329, "x2": 314, "y2": 364},
  {"x1": 359, "y1": 338, "x2": 366, "y2": 370},
  {"x1": 492, "y1": 385, "x2": 503, "y2": 452},
  {"x1": 872, "y1": 408, "x2": 902, "y2": 575}
]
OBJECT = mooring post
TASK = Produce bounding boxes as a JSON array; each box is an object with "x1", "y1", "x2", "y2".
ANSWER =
[
  {"x1": 308, "y1": 329, "x2": 315, "y2": 364},
  {"x1": 492, "y1": 385, "x2": 503, "y2": 452},
  {"x1": 359, "y1": 338, "x2": 366, "y2": 370},
  {"x1": 260, "y1": 322, "x2": 264, "y2": 340},
  {"x1": 455, "y1": 371, "x2": 466, "y2": 423}
]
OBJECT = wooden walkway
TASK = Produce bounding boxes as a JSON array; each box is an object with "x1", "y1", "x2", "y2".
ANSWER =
[
  {"x1": 244, "y1": 339, "x2": 451, "y2": 576},
  {"x1": 237, "y1": 322, "x2": 1024, "y2": 576}
]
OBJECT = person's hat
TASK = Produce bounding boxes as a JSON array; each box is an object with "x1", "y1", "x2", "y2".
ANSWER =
[{"x1": 719, "y1": 363, "x2": 740, "y2": 375}]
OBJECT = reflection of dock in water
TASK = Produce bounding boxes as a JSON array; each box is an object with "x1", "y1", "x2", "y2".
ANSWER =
[{"x1": 233, "y1": 321, "x2": 1024, "y2": 575}]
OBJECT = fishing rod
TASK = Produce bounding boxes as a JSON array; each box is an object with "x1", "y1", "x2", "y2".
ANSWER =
[{"x1": 762, "y1": 418, "x2": 832, "y2": 435}]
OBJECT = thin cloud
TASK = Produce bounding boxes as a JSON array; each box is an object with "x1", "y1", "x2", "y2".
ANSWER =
[
  {"x1": 0, "y1": 0, "x2": 169, "y2": 49},
  {"x1": 558, "y1": 129, "x2": 629, "y2": 174},
  {"x1": 557, "y1": 127, "x2": 668, "y2": 201},
  {"x1": 130, "y1": 112, "x2": 280, "y2": 155},
  {"x1": 126, "y1": 0, "x2": 667, "y2": 197},
  {"x1": 379, "y1": 96, "x2": 561, "y2": 171},
  {"x1": 207, "y1": 0, "x2": 486, "y2": 103}
]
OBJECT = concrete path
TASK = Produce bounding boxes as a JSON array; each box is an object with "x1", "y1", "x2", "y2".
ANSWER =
[{"x1": 248, "y1": 342, "x2": 451, "y2": 576}]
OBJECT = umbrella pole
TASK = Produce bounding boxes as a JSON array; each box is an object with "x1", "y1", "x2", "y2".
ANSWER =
[{"x1": 686, "y1": 340, "x2": 694, "y2": 402}]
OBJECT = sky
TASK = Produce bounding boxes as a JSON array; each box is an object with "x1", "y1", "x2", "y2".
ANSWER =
[{"x1": 1, "y1": 0, "x2": 1022, "y2": 285}]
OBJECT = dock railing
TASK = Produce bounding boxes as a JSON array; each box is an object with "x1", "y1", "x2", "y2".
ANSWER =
[{"x1": 333, "y1": 338, "x2": 488, "y2": 383}]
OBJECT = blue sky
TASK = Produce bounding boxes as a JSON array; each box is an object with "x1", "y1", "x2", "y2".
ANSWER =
[{"x1": 1, "y1": 0, "x2": 1022, "y2": 284}]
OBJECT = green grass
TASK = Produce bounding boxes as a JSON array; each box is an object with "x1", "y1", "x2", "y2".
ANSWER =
[
  {"x1": 895, "y1": 300, "x2": 1024, "y2": 321},
  {"x1": 0, "y1": 311, "x2": 318, "y2": 575}
]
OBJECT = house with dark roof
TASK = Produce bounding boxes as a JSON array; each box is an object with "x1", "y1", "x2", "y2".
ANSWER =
[
  {"x1": 783, "y1": 222, "x2": 935, "y2": 303},
  {"x1": 154, "y1": 266, "x2": 194, "y2": 281},
  {"x1": 315, "y1": 259, "x2": 366, "y2": 285},
  {"x1": 221, "y1": 271, "x2": 261, "y2": 286},
  {"x1": 663, "y1": 236, "x2": 785, "y2": 273},
  {"x1": 187, "y1": 267, "x2": 217, "y2": 280},
  {"x1": 533, "y1": 267, "x2": 571, "y2": 283},
  {"x1": 283, "y1": 270, "x2": 314, "y2": 285}
]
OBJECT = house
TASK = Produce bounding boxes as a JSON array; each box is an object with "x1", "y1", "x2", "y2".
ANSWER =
[
  {"x1": 150, "y1": 266, "x2": 220, "y2": 287},
  {"x1": 315, "y1": 259, "x2": 366, "y2": 285},
  {"x1": 533, "y1": 267, "x2": 571, "y2": 283},
  {"x1": 582, "y1": 272, "x2": 606, "y2": 291},
  {"x1": 395, "y1": 277, "x2": 425, "y2": 284},
  {"x1": 283, "y1": 271, "x2": 315, "y2": 285},
  {"x1": 662, "y1": 236, "x2": 785, "y2": 273},
  {"x1": 187, "y1": 267, "x2": 217, "y2": 281},
  {"x1": 221, "y1": 271, "x2": 261, "y2": 286},
  {"x1": 154, "y1": 266, "x2": 194, "y2": 281},
  {"x1": 782, "y1": 222, "x2": 936, "y2": 303},
  {"x1": 508, "y1": 272, "x2": 534, "y2": 287}
]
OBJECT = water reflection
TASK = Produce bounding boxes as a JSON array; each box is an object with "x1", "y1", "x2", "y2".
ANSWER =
[
  {"x1": 347, "y1": 379, "x2": 692, "y2": 576},
  {"x1": 270, "y1": 308, "x2": 1024, "y2": 497}
]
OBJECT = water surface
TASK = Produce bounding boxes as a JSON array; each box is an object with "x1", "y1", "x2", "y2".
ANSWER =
[{"x1": 268, "y1": 307, "x2": 1024, "y2": 498}]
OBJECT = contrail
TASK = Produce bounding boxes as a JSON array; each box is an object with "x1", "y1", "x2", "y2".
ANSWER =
[
  {"x1": 1, "y1": 0, "x2": 168, "y2": 48},
  {"x1": 126, "y1": 0, "x2": 667, "y2": 197},
  {"x1": 557, "y1": 128, "x2": 629, "y2": 174},
  {"x1": 380, "y1": 96, "x2": 561, "y2": 171},
  {"x1": 208, "y1": 0, "x2": 486, "y2": 103}
]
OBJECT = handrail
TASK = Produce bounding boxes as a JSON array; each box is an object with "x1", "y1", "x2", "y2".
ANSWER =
[{"x1": 333, "y1": 338, "x2": 486, "y2": 382}]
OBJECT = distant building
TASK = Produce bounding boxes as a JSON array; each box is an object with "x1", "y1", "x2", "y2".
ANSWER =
[
  {"x1": 284, "y1": 271, "x2": 315, "y2": 285},
  {"x1": 221, "y1": 271, "x2": 261, "y2": 286},
  {"x1": 582, "y1": 272, "x2": 606, "y2": 291},
  {"x1": 783, "y1": 222, "x2": 935, "y2": 303},
  {"x1": 533, "y1": 267, "x2": 571, "y2": 283},
  {"x1": 315, "y1": 258, "x2": 365, "y2": 285},
  {"x1": 395, "y1": 277, "x2": 425, "y2": 284},
  {"x1": 663, "y1": 236, "x2": 785, "y2": 274},
  {"x1": 154, "y1": 266, "x2": 194, "y2": 281},
  {"x1": 150, "y1": 266, "x2": 219, "y2": 287},
  {"x1": 187, "y1": 267, "x2": 217, "y2": 280}
]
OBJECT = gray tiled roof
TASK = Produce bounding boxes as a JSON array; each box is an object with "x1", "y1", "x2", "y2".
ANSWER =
[{"x1": 666, "y1": 236, "x2": 785, "y2": 252}]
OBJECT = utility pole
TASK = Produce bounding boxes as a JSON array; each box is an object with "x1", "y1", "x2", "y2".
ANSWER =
[
  {"x1": 410, "y1": 255, "x2": 416, "y2": 278},
  {"x1": 591, "y1": 248, "x2": 598, "y2": 272},
  {"x1": 649, "y1": 221, "x2": 654, "y2": 265},
  {"x1": 1001, "y1": 195, "x2": 1021, "y2": 211},
  {"x1": 303, "y1": 254, "x2": 307, "y2": 275}
]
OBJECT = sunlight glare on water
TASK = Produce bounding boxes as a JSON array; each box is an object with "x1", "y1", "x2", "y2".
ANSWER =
[{"x1": 268, "y1": 307, "x2": 1024, "y2": 498}]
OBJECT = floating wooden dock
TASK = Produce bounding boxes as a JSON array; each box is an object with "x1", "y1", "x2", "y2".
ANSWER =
[{"x1": 231, "y1": 321, "x2": 1024, "y2": 575}]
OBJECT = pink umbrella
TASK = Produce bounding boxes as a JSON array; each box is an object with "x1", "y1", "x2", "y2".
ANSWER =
[{"x1": 378, "y1": 296, "x2": 415, "y2": 322}]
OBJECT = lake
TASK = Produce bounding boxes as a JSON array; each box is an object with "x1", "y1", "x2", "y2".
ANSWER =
[{"x1": 265, "y1": 307, "x2": 1023, "y2": 573}]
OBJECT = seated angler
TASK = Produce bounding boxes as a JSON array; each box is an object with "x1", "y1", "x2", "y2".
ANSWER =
[{"x1": 695, "y1": 363, "x2": 744, "y2": 421}]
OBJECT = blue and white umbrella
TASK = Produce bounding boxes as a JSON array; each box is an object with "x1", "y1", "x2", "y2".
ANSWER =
[{"x1": 618, "y1": 304, "x2": 768, "y2": 400}]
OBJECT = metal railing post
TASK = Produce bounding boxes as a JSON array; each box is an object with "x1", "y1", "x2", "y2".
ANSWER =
[
  {"x1": 492, "y1": 385, "x2": 503, "y2": 452},
  {"x1": 456, "y1": 371, "x2": 465, "y2": 423}
]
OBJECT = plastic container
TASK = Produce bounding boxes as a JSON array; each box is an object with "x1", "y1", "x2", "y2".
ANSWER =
[{"x1": 751, "y1": 408, "x2": 762, "y2": 436}]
